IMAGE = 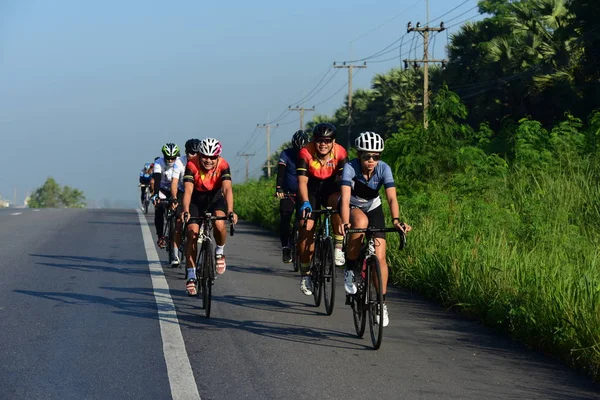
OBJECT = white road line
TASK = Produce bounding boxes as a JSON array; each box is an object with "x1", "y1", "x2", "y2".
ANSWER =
[
  {"x1": 10, "y1": 212, "x2": 22, "y2": 216},
  {"x1": 136, "y1": 209, "x2": 201, "y2": 400}
]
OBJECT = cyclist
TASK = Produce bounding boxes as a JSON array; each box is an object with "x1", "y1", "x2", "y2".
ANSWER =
[
  {"x1": 181, "y1": 137, "x2": 238, "y2": 296},
  {"x1": 139, "y1": 163, "x2": 153, "y2": 207},
  {"x1": 275, "y1": 130, "x2": 309, "y2": 263},
  {"x1": 296, "y1": 122, "x2": 347, "y2": 295},
  {"x1": 151, "y1": 143, "x2": 185, "y2": 249},
  {"x1": 339, "y1": 131, "x2": 412, "y2": 327}
]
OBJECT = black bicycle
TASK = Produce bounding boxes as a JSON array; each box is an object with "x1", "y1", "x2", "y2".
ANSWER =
[
  {"x1": 161, "y1": 198, "x2": 178, "y2": 266},
  {"x1": 304, "y1": 207, "x2": 337, "y2": 315},
  {"x1": 141, "y1": 184, "x2": 152, "y2": 214},
  {"x1": 186, "y1": 212, "x2": 234, "y2": 318},
  {"x1": 345, "y1": 226, "x2": 406, "y2": 350}
]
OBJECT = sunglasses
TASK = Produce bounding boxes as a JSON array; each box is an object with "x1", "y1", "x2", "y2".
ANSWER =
[
  {"x1": 165, "y1": 157, "x2": 176, "y2": 162},
  {"x1": 187, "y1": 151, "x2": 197, "y2": 156},
  {"x1": 200, "y1": 155, "x2": 218, "y2": 160},
  {"x1": 315, "y1": 138, "x2": 333, "y2": 144},
  {"x1": 360, "y1": 153, "x2": 381, "y2": 161}
]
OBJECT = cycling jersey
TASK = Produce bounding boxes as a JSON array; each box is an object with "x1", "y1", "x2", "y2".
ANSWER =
[
  {"x1": 340, "y1": 158, "x2": 395, "y2": 212},
  {"x1": 153, "y1": 157, "x2": 185, "y2": 199},
  {"x1": 297, "y1": 143, "x2": 347, "y2": 180},
  {"x1": 277, "y1": 148, "x2": 299, "y2": 193},
  {"x1": 183, "y1": 157, "x2": 231, "y2": 194}
]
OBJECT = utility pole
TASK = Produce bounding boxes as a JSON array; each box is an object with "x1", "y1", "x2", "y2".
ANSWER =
[
  {"x1": 404, "y1": 20, "x2": 446, "y2": 130},
  {"x1": 288, "y1": 105, "x2": 315, "y2": 131},
  {"x1": 257, "y1": 120, "x2": 279, "y2": 178},
  {"x1": 237, "y1": 152, "x2": 255, "y2": 181},
  {"x1": 333, "y1": 61, "x2": 367, "y2": 149}
]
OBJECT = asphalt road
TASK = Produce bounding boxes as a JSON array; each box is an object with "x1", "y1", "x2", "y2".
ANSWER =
[{"x1": 0, "y1": 208, "x2": 598, "y2": 399}]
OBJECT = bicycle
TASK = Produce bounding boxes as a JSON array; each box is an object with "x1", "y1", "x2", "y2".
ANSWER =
[
  {"x1": 276, "y1": 192, "x2": 300, "y2": 272},
  {"x1": 186, "y1": 212, "x2": 235, "y2": 318},
  {"x1": 345, "y1": 226, "x2": 406, "y2": 350},
  {"x1": 141, "y1": 185, "x2": 152, "y2": 214},
  {"x1": 303, "y1": 207, "x2": 338, "y2": 315},
  {"x1": 160, "y1": 198, "x2": 178, "y2": 266}
]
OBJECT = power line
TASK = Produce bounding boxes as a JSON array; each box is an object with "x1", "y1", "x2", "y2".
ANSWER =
[
  {"x1": 349, "y1": 0, "x2": 421, "y2": 44},
  {"x1": 447, "y1": 14, "x2": 481, "y2": 29},
  {"x1": 444, "y1": 5, "x2": 480, "y2": 25},
  {"x1": 429, "y1": 0, "x2": 472, "y2": 24}
]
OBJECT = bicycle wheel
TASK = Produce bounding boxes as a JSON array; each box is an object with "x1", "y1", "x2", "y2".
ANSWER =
[
  {"x1": 367, "y1": 256, "x2": 384, "y2": 349},
  {"x1": 201, "y1": 240, "x2": 214, "y2": 318},
  {"x1": 352, "y1": 255, "x2": 367, "y2": 337},
  {"x1": 144, "y1": 195, "x2": 149, "y2": 214},
  {"x1": 311, "y1": 239, "x2": 323, "y2": 307},
  {"x1": 167, "y1": 214, "x2": 176, "y2": 265},
  {"x1": 290, "y1": 225, "x2": 299, "y2": 272},
  {"x1": 322, "y1": 237, "x2": 336, "y2": 315}
]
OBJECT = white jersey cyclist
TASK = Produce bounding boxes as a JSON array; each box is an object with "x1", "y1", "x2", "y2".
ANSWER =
[{"x1": 153, "y1": 157, "x2": 185, "y2": 199}]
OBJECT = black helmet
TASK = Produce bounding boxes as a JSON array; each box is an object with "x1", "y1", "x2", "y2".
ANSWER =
[
  {"x1": 185, "y1": 138, "x2": 201, "y2": 154},
  {"x1": 292, "y1": 130, "x2": 309, "y2": 150},
  {"x1": 312, "y1": 122, "x2": 336, "y2": 139}
]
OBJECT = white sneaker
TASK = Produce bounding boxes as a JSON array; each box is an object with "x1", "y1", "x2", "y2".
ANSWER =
[
  {"x1": 376, "y1": 303, "x2": 390, "y2": 327},
  {"x1": 344, "y1": 270, "x2": 357, "y2": 294},
  {"x1": 334, "y1": 247, "x2": 345, "y2": 266},
  {"x1": 171, "y1": 253, "x2": 180, "y2": 267},
  {"x1": 300, "y1": 276, "x2": 313, "y2": 296}
]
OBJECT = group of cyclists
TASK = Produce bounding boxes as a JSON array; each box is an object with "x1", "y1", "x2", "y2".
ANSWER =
[
  {"x1": 276, "y1": 123, "x2": 411, "y2": 327},
  {"x1": 139, "y1": 138, "x2": 237, "y2": 297},
  {"x1": 138, "y1": 123, "x2": 411, "y2": 327}
]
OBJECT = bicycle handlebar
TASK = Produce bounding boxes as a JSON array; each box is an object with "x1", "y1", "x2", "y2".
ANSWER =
[
  {"x1": 345, "y1": 226, "x2": 407, "y2": 250},
  {"x1": 184, "y1": 213, "x2": 235, "y2": 236}
]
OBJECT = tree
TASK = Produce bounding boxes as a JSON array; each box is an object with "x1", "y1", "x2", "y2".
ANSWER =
[{"x1": 28, "y1": 177, "x2": 86, "y2": 208}]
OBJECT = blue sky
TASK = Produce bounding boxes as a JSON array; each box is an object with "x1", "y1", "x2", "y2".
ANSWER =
[{"x1": 0, "y1": 0, "x2": 481, "y2": 208}]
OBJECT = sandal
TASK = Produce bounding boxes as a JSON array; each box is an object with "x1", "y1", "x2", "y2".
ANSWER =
[{"x1": 215, "y1": 255, "x2": 226, "y2": 275}]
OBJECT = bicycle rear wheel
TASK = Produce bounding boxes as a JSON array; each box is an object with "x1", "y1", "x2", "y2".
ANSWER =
[
  {"x1": 322, "y1": 237, "x2": 336, "y2": 315},
  {"x1": 311, "y1": 240, "x2": 323, "y2": 307},
  {"x1": 367, "y1": 256, "x2": 384, "y2": 349}
]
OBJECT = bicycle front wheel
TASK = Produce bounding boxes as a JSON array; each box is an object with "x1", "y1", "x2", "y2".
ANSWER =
[
  {"x1": 311, "y1": 241, "x2": 323, "y2": 307},
  {"x1": 322, "y1": 237, "x2": 336, "y2": 316},
  {"x1": 291, "y1": 225, "x2": 299, "y2": 273},
  {"x1": 367, "y1": 256, "x2": 384, "y2": 349},
  {"x1": 167, "y1": 215, "x2": 176, "y2": 264},
  {"x1": 200, "y1": 240, "x2": 214, "y2": 318},
  {"x1": 352, "y1": 257, "x2": 367, "y2": 337}
]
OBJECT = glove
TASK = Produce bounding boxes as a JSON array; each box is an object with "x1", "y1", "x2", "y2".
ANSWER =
[
  {"x1": 276, "y1": 186, "x2": 283, "y2": 194},
  {"x1": 300, "y1": 201, "x2": 312, "y2": 214},
  {"x1": 150, "y1": 194, "x2": 159, "y2": 203}
]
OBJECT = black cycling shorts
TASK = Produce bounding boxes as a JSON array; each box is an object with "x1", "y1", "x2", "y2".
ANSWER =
[
  {"x1": 351, "y1": 204, "x2": 386, "y2": 240},
  {"x1": 306, "y1": 177, "x2": 339, "y2": 220},
  {"x1": 188, "y1": 190, "x2": 227, "y2": 224}
]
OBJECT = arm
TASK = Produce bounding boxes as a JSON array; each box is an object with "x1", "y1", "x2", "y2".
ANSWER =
[
  {"x1": 275, "y1": 163, "x2": 286, "y2": 196},
  {"x1": 297, "y1": 175, "x2": 309, "y2": 204},
  {"x1": 153, "y1": 173, "x2": 161, "y2": 196},
  {"x1": 339, "y1": 185, "x2": 352, "y2": 234},
  {"x1": 221, "y1": 180, "x2": 238, "y2": 224},
  {"x1": 182, "y1": 182, "x2": 193, "y2": 222}
]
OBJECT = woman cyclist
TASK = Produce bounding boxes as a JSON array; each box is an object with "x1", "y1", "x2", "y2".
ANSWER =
[{"x1": 338, "y1": 131, "x2": 411, "y2": 327}]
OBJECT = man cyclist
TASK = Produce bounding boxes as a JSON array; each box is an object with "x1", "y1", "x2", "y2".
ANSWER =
[
  {"x1": 152, "y1": 143, "x2": 185, "y2": 249},
  {"x1": 275, "y1": 130, "x2": 309, "y2": 263},
  {"x1": 139, "y1": 163, "x2": 153, "y2": 207},
  {"x1": 296, "y1": 122, "x2": 347, "y2": 295},
  {"x1": 339, "y1": 131, "x2": 412, "y2": 327},
  {"x1": 181, "y1": 138, "x2": 238, "y2": 296}
]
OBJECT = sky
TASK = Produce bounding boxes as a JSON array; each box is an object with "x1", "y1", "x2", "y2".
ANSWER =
[{"x1": 0, "y1": 0, "x2": 482, "y2": 208}]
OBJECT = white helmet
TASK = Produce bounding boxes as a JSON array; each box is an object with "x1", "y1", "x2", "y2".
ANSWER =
[
  {"x1": 355, "y1": 131, "x2": 384, "y2": 152},
  {"x1": 198, "y1": 138, "x2": 222, "y2": 157}
]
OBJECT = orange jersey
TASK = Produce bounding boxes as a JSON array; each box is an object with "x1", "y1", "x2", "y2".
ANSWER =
[
  {"x1": 183, "y1": 157, "x2": 232, "y2": 192},
  {"x1": 296, "y1": 143, "x2": 347, "y2": 180}
]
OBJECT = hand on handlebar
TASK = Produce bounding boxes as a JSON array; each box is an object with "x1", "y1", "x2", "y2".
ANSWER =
[
  {"x1": 394, "y1": 221, "x2": 412, "y2": 233},
  {"x1": 182, "y1": 211, "x2": 190, "y2": 224},
  {"x1": 228, "y1": 212, "x2": 238, "y2": 225}
]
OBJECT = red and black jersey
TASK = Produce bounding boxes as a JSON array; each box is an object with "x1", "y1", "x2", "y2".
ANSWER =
[{"x1": 183, "y1": 157, "x2": 232, "y2": 193}]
